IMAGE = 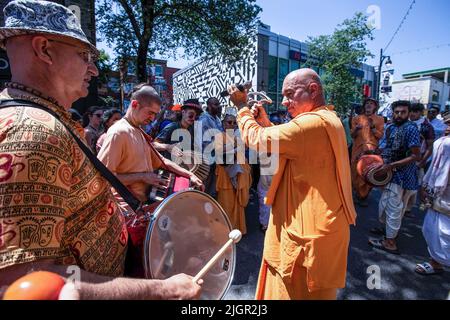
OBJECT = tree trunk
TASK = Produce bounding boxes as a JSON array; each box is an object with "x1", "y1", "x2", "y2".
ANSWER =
[
  {"x1": 136, "y1": 0, "x2": 155, "y2": 83},
  {"x1": 136, "y1": 43, "x2": 149, "y2": 83}
]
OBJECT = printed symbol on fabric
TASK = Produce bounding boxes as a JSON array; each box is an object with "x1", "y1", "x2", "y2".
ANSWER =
[
  {"x1": 107, "y1": 201, "x2": 115, "y2": 216},
  {"x1": 0, "y1": 153, "x2": 25, "y2": 182},
  {"x1": 55, "y1": 220, "x2": 64, "y2": 243},
  {"x1": 32, "y1": 132, "x2": 49, "y2": 143},
  {"x1": 67, "y1": 196, "x2": 82, "y2": 211},
  {"x1": 13, "y1": 194, "x2": 22, "y2": 204},
  {"x1": 77, "y1": 189, "x2": 89, "y2": 204},
  {"x1": 1, "y1": 195, "x2": 12, "y2": 206},
  {"x1": 17, "y1": 217, "x2": 57, "y2": 248},
  {"x1": 24, "y1": 194, "x2": 40, "y2": 205},
  {"x1": 0, "y1": 109, "x2": 16, "y2": 141},
  {"x1": 94, "y1": 211, "x2": 109, "y2": 229},
  {"x1": 72, "y1": 144, "x2": 84, "y2": 167},
  {"x1": 26, "y1": 153, "x2": 60, "y2": 183},
  {"x1": 78, "y1": 221, "x2": 100, "y2": 247},
  {"x1": 88, "y1": 177, "x2": 105, "y2": 196},
  {"x1": 40, "y1": 194, "x2": 52, "y2": 204},
  {"x1": 0, "y1": 220, "x2": 17, "y2": 249},
  {"x1": 119, "y1": 224, "x2": 127, "y2": 247},
  {"x1": 26, "y1": 108, "x2": 52, "y2": 123},
  {"x1": 23, "y1": 131, "x2": 33, "y2": 141},
  {"x1": 47, "y1": 135, "x2": 59, "y2": 145},
  {"x1": 58, "y1": 164, "x2": 72, "y2": 187},
  {"x1": 53, "y1": 196, "x2": 63, "y2": 207},
  {"x1": 107, "y1": 243, "x2": 119, "y2": 263}
]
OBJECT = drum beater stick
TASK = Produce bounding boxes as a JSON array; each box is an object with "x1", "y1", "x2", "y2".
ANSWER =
[{"x1": 192, "y1": 230, "x2": 242, "y2": 283}]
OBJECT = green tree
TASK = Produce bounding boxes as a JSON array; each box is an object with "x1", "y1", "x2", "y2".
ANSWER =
[
  {"x1": 96, "y1": 49, "x2": 113, "y2": 87},
  {"x1": 306, "y1": 12, "x2": 374, "y2": 115},
  {"x1": 97, "y1": 0, "x2": 261, "y2": 83}
]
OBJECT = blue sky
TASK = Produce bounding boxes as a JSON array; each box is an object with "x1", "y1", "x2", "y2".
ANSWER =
[
  {"x1": 255, "y1": 0, "x2": 450, "y2": 78},
  {"x1": 98, "y1": 0, "x2": 450, "y2": 79}
]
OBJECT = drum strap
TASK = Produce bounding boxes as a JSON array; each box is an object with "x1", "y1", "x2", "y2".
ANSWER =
[
  {"x1": 0, "y1": 99, "x2": 142, "y2": 212},
  {"x1": 137, "y1": 127, "x2": 170, "y2": 171}
]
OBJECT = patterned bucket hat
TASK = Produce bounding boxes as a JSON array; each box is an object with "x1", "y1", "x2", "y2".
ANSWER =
[{"x1": 0, "y1": 0, "x2": 98, "y2": 57}]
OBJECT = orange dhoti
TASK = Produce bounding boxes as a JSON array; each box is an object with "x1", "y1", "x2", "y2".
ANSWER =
[
  {"x1": 351, "y1": 115, "x2": 384, "y2": 199},
  {"x1": 237, "y1": 106, "x2": 356, "y2": 300},
  {"x1": 256, "y1": 258, "x2": 338, "y2": 300},
  {"x1": 216, "y1": 163, "x2": 252, "y2": 235}
]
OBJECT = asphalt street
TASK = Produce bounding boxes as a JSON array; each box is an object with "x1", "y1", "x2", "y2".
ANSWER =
[{"x1": 224, "y1": 188, "x2": 450, "y2": 300}]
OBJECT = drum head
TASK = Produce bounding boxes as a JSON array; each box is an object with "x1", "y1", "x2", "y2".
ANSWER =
[
  {"x1": 356, "y1": 154, "x2": 383, "y2": 177},
  {"x1": 143, "y1": 190, "x2": 235, "y2": 300}
]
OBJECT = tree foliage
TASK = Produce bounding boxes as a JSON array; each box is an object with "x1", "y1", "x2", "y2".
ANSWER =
[
  {"x1": 97, "y1": 0, "x2": 262, "y2": 82},
  {"x1": 96, "y1": 49, "x2": 113, "y2": 86},
  {"x1": 306, "y1": 12, "x2": 374, "y2": 115}
]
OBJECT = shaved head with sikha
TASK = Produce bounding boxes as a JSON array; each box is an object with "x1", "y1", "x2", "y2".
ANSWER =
[
  {"x1": 281, "y1": 68, "x2": 326, "y2": 117},
  {"x1": 126, "y1": 83, "x2": 162, "y2": 127}
]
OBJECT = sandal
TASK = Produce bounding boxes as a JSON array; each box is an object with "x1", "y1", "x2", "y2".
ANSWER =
[
  {"x1": 368, "y1": 238, "x2": 400, "y2": 255},
  {"x1": 369, "y1": 227, "x2": 399, "y2": 239},
  {"x1": 415, "y1": 262, "x2": 444, "y2": 275}
]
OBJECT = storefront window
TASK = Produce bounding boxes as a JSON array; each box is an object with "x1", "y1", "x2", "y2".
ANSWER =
[
  {"x1": 268, "y1": 56, "x2": 278, "y2": 92},
  {"x1": 278, "y1": 58, "x2": 289, "y2": 90},
  {"x1": 290, "y1": 60, "x2": 300, "y2": 72}
]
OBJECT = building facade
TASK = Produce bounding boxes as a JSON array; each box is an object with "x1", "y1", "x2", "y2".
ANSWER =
[
  {"x1": 379, "y1": 67, "x2": 450, "y2": 118},
  {"x1": 173, "y1": 23, "x2": 377, "y2": 113},
  {"x1": 99, "y1": 58, "x2": 179, "y2": 110}
]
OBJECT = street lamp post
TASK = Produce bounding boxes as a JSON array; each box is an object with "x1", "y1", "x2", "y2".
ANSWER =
[{"x1": 377, "y1": 48, "x2": 392, "y2": 101}]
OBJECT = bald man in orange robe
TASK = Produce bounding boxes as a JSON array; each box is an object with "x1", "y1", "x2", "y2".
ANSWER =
[{"x1": 229, "y1": 69, "x2": 357, "y2": 300}]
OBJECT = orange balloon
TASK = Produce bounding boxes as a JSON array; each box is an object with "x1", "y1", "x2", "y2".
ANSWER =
[{"x1": 3, "y1": 271, "x2": 65, "y2": 300}]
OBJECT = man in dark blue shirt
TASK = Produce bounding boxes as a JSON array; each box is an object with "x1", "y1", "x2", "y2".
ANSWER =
[{"x1": 369, "y1": 100, "x2": 421, "y2": 254}]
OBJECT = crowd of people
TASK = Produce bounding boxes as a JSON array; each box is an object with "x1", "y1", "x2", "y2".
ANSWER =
[
  {"x1": 343, "y1": 98, "x2": 449, "y2": 274},
  {"x1": 0, "y1": 0, "x2": 448, "y2": 300}
]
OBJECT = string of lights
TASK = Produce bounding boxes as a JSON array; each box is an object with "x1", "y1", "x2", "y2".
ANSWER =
[
  {"x1": 384, "y1": 0, "x2": 416, "y2": 52},
  {"x1": 390, "y1": 43, "x2": 450, "y2": 56}
]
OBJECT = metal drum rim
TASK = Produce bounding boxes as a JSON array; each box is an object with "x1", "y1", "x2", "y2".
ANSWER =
[
  {"x1": 366, "y1": 167, "x2": 393, "y2": 187},
  {"x1": 143, "y1": 188, "x2": 237, "y2": 300}
]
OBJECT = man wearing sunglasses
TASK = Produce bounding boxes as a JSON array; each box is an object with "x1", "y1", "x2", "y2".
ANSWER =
[
  {"x1": 84, "y1": 106, "x2": 104, "y2": 153},
  {"x1": 0, "y1": 0, "x2": 201, "y2": 300},
  {"x1": 155, "y1": 99, "x2": 203, "y2": 160}
]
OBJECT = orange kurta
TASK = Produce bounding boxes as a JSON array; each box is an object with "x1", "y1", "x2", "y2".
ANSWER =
[
  {"x1": 215, "y1": 132, "x2": 252, "y2": 235},
  {"x1": 237, "y1": 106, "x2": 356, "y2": 300},
  {"x1": 350, "y1": 114, "x2": 384, "y2": 199}
]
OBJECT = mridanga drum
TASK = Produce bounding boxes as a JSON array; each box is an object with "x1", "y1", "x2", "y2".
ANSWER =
[{"x1": 356, "y1": 154, "x2": 392, "y2": 187}]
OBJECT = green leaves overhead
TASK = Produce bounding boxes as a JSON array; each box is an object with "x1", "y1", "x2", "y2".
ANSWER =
[
  {"x1": 97, "y1": 0, "x2": 262, "y2": 82},
  {"x1": 306, "y1": 12, "x2": 374, "y2": 115}
]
